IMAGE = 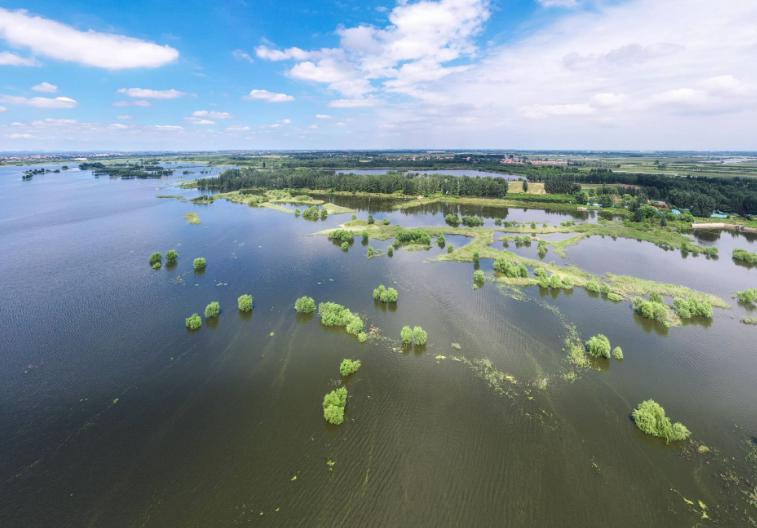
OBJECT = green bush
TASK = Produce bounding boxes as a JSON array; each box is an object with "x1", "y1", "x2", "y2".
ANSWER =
[
  {"x1": 339, "y1": 359, "x2": 361, "y2": 377},
  {"x1": 204, "y1": 301, "x2": 220, "y2": 319},
  {"x1": 400, "y1": 325, "x2": 413, "y2": 345},
  {"x1": 437, "y1": 234, "x2": 446, "y2": 248},
  {"x1": 294, "y1": 208, "x2": 301, "y2": 217},
  {"x1": 736, "y1": 288, "x2": 757, "y2": 306},
  {"x1": 149, "y1": 252, "x2": 162, "y2": 268},
  {"x1": 302, "y1": 206, "x2": 319, "y2": 220},
  {"x1": 473, "y1": 269, "x2": 485, "y2": 286},
  {"x1": 387, "y1": 246, "x2": 394, "y2": 257},
  {"x1": 373, "y1": 284, "x2": 398, "y2": 303},
  {"x1": 672, "y1": 297, "x2": 713, "y2": 319},
  {"x1": 185, "y1": 313, "x2": 202, "y2": 330},
  {"x1": 632, "y1": 399, "x2": 691, "y2": 443},
  {"x1": 537, "y1": 240, "x2": 548, "y2": 258},
  {"x1": 612, "y1": 346, "x2": 624, "y2": 360},
  {"x1": 329, "y1": 229, "x2": 354, "y2": 245},
  {"x1": 237, "y1": 294, "x2": 253, "y2": 313},
  {"x1": 606, "y1": 291, "x2": 623, "y2": 302},
  {"x1": 412, "y1": 326, "x2": 428, "y2": 345},
  {"x1": 318, "y1": 302, "x2": 364, "y2": 338},
  {"x1": 367, "y1": 214, "x2": 375, "y2": 224},
  {"x1": 395, "y1": 228, "x2": 431, "y2": 246},
  {"x1": 585, "y1": 279, "x2": 601, "y2": 293},
  {"x1": 362, "y1": 232, "x2": 369, "y2": 245},
  {"x1": 166, "y1": 249, "x2": 178, "y2": 265},
  {"x1": 294, "y1": 295, "x2": 316, "y2": 313},
  {"x1": 461, "y1": 215, "x2": 484, "y2": 227},
  {"x1": 632, "y1": 297, "x2": 669, "y2": 325},
  {"x1": 193, "y1": 257, "x2": 206, "y2": 271},
  {"x1": 341, "y1": 241, "x2": 349, "y2": 251},
  {"x1": 493, "y1": 257, "x2": 528, "y2": 278},
  {"x1": 320, "y1": 208, "x2": 328, "y2": 220},
  {"x1": 445, "y1": 214, "x2": 460, "y2": 226},
  {"x1": 732, "y1": 248, "x2": 757, "y2": 266},
  {"x1": 585, "y1": 334, "x2": 611, "y2": 359},
  {"x1": 322, "y1": 386, "x2": 348, "y2": 425},
  {"x1": 447, "y1": 244, "x2": 454, "y2": 253},
  {"x1": 382, "y1": 218, "x2": 390, "y2": 225}
]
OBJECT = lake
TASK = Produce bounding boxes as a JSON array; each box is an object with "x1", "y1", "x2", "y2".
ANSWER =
[{"x1": 0, "y1": 164, "x2": 755, "y2": 527}]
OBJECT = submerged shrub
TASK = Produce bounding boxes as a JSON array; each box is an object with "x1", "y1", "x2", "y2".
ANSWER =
[
  {"x1": 612, "y1": 346, "x2": 624, "y2": 360},
  {"x1": 366, "y1": 246, "x2": 380, "y2": 258},
  {"x1": 447, "y1": 244, "x2": 454, "y2": 254},
  {"x1": 329, "y1": 229, "x2": 354, "y2": 245},
  {"x1": 322, "y1": 386, "x2": 348, "y2": 425},
  {"x1": 237, "y1": 294, "x2": 253, "y2": 313},
  {"x1": 473, "y1": 269, "x2": 485, "y2": 286},
  {"x1": 410, "y1": 326, "x2": 428, "y2": 346},
  {"x1": 673, "y1": 297, "x2": 713, "y2": 319},
  {"x1": 493, "y1": 257, "x2": 528, "y2": 278},
  {"x1": 185, "y1": 313, "x2": 202, "y2": 330},
  {"x1": 632, "y1": 297, "x2": 669, "y2": 326},
  {"x1": 437, "y1": 234, "x2": 446, "y2": 248},
  {"x1": 444, "y1": 214, "x2": 460, "y2": 226},
  {"x1": 318, "y1": 302, "x2": 364, "y2": 338},
  {"x1": 461, "y1": 215, "x2": 484, "y2": 227},
  {"x1": 339, "y1": 359, "x2": 362, "y2": 377},
  {"x1": 383, "y1": 218, "x2": 390, "y2": 225},
  {"x1": 632, "y1": 399, "x2": 691, "y2": 443},
  {"x1": 302, "y1": 206, "x2": 319, "y2": 220},
  {"x1": 166, "y1": 249, "x2": 178, "y2": 266},
  {"x1": 387, "y1": 246, "x2": 394, "y2": 257},
  {"x1": 149, "y1": 252, "x2": 162, "y2": 269},
  {"x1": 204, "y1": 301, "x2": 221, "y2": 319},
  {"x1": 472, "y1": 251, "x2": 480, "y2": 267},
  {"x1": 373, "y1": 284, "x2": 399, "y2": 303},
  {"x1": 294, "y1": 295, "x2": 316, "y2": 313},
  {"x1": 320, "y1": 208, "x2": 328, "y2": 220},
  {"x1": 294, "y1": 208, "x2": 301, "y2": 217},
  {"x1": 732, "y1": 248, "x2": 757, "y2": 266},
  {"x1": 193, "y1": 257, "x2": 207, "y2": 271},
  {"x1": 367, "y1": 214, "x2": 375, "y2": 224},
  {"x1": 341, "y1": 241, "x2": 349, "y2": 251},
  {"x1": 395, "y1": 228, "x2": 431, "y2": 246},
  {"x1": 362, "y1": 232, "x2": 369, "y2": 245},
  {"x1": 585, "y1": 334, "x2": 611, "y2": 359},
  {"x1": 736, "y1": 288, "x2": 757, "y2": 306},
  {"x1": 400, "y1": 325, "x2": 413, "y2": 345},
  {"x1": 537, "y1": 240, "x2": 548, "y2": 258}
]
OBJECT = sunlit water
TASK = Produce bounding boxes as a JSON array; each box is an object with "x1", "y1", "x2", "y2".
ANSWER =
[{"x1": 0, "y1": 165, "x2": 755, "y2": 527}]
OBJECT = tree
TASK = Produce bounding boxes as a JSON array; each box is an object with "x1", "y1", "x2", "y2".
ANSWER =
[
  {"x1": 585, "y1": 334, "x2": 611, "y2": 359},
  {"x1": 320, "y1": 208, "x2": 328, "y2": 220},
  {"x1": 339, "y1": 359, "x2": 361, "y2": 377},
  {"x1": 437, "y1": 234, "x2": 446, "y2": 248},
  {"x1": 185, "y1": 313, "x2": 202, "y2": 330},
  {"x1": 373, "y1": 284, "x2": 398, "y2": 303},
  {"x1": 294, "y1": 296, "x2": 316, "y2": 313},
  {"x1": 149, "y1": 252, "x2": 162, "y2": 269},
  {"x1": 523, "y1": 179, "x2": 529, "y2": 192},
  {"x1": 473, "y1": 269, "x2": 485, "y2": 286},
  {"x1": 445, "y1": 214, "x2": 460, "y2": 226},
  {"x1": 387, "y1": 246, "x2": 394, "y2": 257},
  {"x1": 166, "y1": 249, "x2": 178, "y2": 266},
  {"x1": 412, "y1": 326, "x2": 428, "y2": 345},
  {"x1": 322, "y1": 386, "x2": 348, "y2": 425},
  {"x1": 204, "y1": 301, "x2": 221, "y2": 319},
  {"x1": 341, "y1": 241, "x2": 349, "y2": 251},
  {"x1": 193, "y1": 257, "x2": 207, "y2": 271},
  {"x1": 367, "y1": 214, "x2": 375, "y2": 224},
  {"x1": 632, "y1": 400, "x2": 691, "y2": 443},
  {"x1": 612, "y1": 346, "x2": 624, "y2": 360},
  {"x1": 493, "y1": 257, "x2": 528, "y2": 278},
  {"x1": 238, "y1": 294, "x2": 253, "y2": 312},
  {"x1": 400, "y1": 325, "x2": 413, "y2": 345}
]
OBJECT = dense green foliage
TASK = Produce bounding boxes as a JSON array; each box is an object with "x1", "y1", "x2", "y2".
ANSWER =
[
  {"x1": 193, "y1": 257, "x2": 206, "y2": 271},
  {"x1": 166, "y1": 249, "x2": 178, "y2": 266},
  {"x1": 395, "y1": 228, "x2": 432, "y2": 246},
  {"x1": 294, "y1": 296, "x2": 317, "y2": 313},
  {"x1": 322, "y1": 386, "x2": 348, "y2": 425},
  {"x1": 461, "y1": 215, "x2": 484, "y2": 227},
  {"x1": 732, "y1": 249, "x2": 757, "y2": 266},
  {"x1": 302, "y1": 206, "x2": 320, "y2": 220},
  {"x1": 387, "y1": 246, "x2": 394, "y2": 257},
  {"x1": 445, "y1": 214, "x2": 460, "y2": 226},
  {"x1": 204, "y1": 301, "x2": 220, "y2": 319},
  {"x1": 632, "y1": 400, "x2": 691, "y2": 443},
  {"x1": 537, "y1": 240, "x2": 548, "y2": 258},
  {"x1": 328, "y1": 229, "x2": 354, "y2": 245},
  {"x1": 473, "y1": 269, "x2": 485, "y2": 286},
  {"x1": 585, "y1": 334, "x2": 612, "y2": 359},
  {"x1": 736, "y1": 288, "x2": 757, "y2": 306},
  {"x1": 400, "y1": 326, "x2": 413, "y2": 345},
  {"x1": 318, "y1": 302, "x2": 365, "y2": 339},
  {"x1": 585, "y1": 279, "x2": 601, "y2": 293},
  {"x1": 612, "y1": 346, "x2": 624, "y2": 360},
  {"x1": 672, "y1": 297, "x2": 713, "y2": 319},
  {"x1": 80, "y1": 161, "x2": 173, "y2": 179},
  {"x1": 373, "y1": 284, "x2": 399, "y2": 303},
  {"x1": 632, "y1": 297, "x2": 669, "y2": 325},
  {"x1": 401, "y1": 325, "x2": 428, "y2": 346},
  {"x1": 199, "y1": 167, "x2": 509, "y2": 198},
  {"x1": 149, "y1": 252, "x2": 162, "y2": 269},
  {"x1": 339, "y1": 359, "x2": 361, "y2": 377},
  {"x1": 493, "y1": 257, "x2": 528, "y2": 278},
  {"x1": 437, "y1": 234, "x2": 446, "y2": 248},
  {"x1": 185, "y1": 313, "x2": 202, "y2": 330},
  {"x1": 237, "y1": 294, "x2": 253, "y2": 313}
]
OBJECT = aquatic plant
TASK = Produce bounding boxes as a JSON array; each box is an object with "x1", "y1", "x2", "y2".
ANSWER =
[
  {"x1": 493, "y1": 257, "x2": 528, "y2": 278},
  {"x1": 473, "y1": 269, "x2": 485, "y2": 286},
  {"x1": 632, "y1": 297, "x2": 670, "y2": 326},
  {"x1": 294, "y1": 208, "x2": 301, "y2": 217},
  {"x1": 735, "y1": 288, "x2": 757, "y2": 306},
  {"x1": 318, "y1": 302, "x2": 364, "y2": 338},
  {"x1": 606, "y1": 292, "x2": 624, "y2": 302},
  {"x1": 612, "y1": 346, "x2": 624, "y2": 360},
  {"x1": 373, "y1": 284, "x2": 398, "y2": 303},
  {"x1": 185, "y1": 313, "x2": 202, "y2": 330},
  {"x1": 585, "y1": 279, "x2": 601, "y2": 293},
  {"x1": 672, "y1": 297, "x2": 713, "y2": 319},
  {"x1": 149, "y1": 252, "x2": 162, "y2": 269},
  {"x1": 339, "y1": 359, "x2": 361, "y2": 377},
  {"x1": 193, "y1": 257, "x2": 206, "y2": 271},
  {"x1": 204, "y1": 301, "x2": 220, "y2": 319},
  {"x1": 237, "y1": 294, "x2": 253, "y2": 313},
  {"x1": 383, "y1": 218, "x2": 390, "y2": 225},
  {"x1": 328, "y1": 229, "x2": 354, "y2": 245},
  {"x1": 585, "y1": 334, "x2": 611, "y2": 359},
  {"x1": 400, "y1": 325, "x2": 413, "y2": 345},
  {"x1": 472, "y1": 251, "x2": 480, "y2": 267},
  {"x1": 732, "y1": 249, "x2": 757, "y2": 266},
  {"x1": 184, "y1": 212, "x2": 201, "y2": 224},
  {"x1": 632, "y1": 399, "x2": 691, "y2": 443},
  {"x1": 294, "y1": 296, "x2": 316, "y2": 313},
  {"x1": 166, "y1": 249, "x2": 178, "y2": 266},
  {"x1": 366, "y1": 246, "x2": 380, "y2": 258},
  {"x1": 322, "y1": 386, "x2": 348, "y2": 425}
]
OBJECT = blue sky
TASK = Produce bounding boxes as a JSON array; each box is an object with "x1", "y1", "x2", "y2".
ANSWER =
[{"x1": 1, "y1": 0, "x2": 755, "y2": 151}]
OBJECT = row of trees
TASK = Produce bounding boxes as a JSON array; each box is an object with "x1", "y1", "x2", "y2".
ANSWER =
[{"x1": 198, "y1": 168, "x2": 509, "y2": 198}]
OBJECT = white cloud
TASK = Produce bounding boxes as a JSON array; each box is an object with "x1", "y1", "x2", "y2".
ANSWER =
[
  {"x1": 117, "y1": 87, "x2": 184, "y2": 99},
  {"x1": 232, "y1": 49, "x2": 254, "y2": 63},
  {"x1": 113, "y1": 100, "x2": 151, "y2": 107},
  {"x1": 0, "y1": 8, "x2": 178, "y2": 69},
  {"x1": 0, "y1": 95, "x2": 77, "y2": 108},
  {"x1": 329, "y1": 98, "x2": 380, "y2": 108},
  {"x1": 192, "y1": 110, "x2": 231, "y2": 119},
  {"x1": 315, "y1": 113, "x2": 333, "y2": 119},
  {"x1": 538, "y1": 0, "x2": 578, "y2": 8},
  {"x1": 117, "y1": 114, "x2": 131, "y2": 120},
  {"x1": 154, "y1": 125, "x2": 183, "y2": 131},
  {"x1": 186, "y1": 117, "x2": 215, "y2": 125},
  {"x1": 109, "y1": 123, "x2": 129, "y2": 129},
  {"x1": 226, "y1": 125, "x2": 250, "y2": 132},
  {"x1": 255, "y1": 45, "x2": 311, "y2": 61},
  {"x1": 0, "y1": 50, "x2": 38, "y2": 66},
  {"x1": 7, "y1": 132, "x2": 32, "y2": 139},
  {"x1": 246, "y1": 89, "x2": 294, "y2": 102},
  {"x1": 32, "y1": 81, "x2": 57, "y2": 93},
  {"x1": 0, "y1": 105, "x2": 5, "y2": 112}
]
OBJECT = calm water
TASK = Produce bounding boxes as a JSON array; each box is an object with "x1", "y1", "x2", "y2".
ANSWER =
[{"x1": 1, "y1": 165, "x2": 756, "y2": 527}]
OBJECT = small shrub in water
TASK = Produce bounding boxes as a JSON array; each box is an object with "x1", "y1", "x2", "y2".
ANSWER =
[
  {"x1": 632, "y1": 297, "x2": 669, "y2": 326},
  {"x1": 473, "y1": 269, "x2": 485, "y2": 286},
  {"x1": 322, "y1": 386, "x2": 348, "y2": 425},
  {"x1": 373, "y1": 284, "x2": 398, "y2": 303},
  {"x1": 193, "y1": 257, "x2": 206, "y2": 271},
  {"x1": 444, "y1": 214, "x2": 460, "y2": 226},
  {"x1": 472, "y1": 251, "x2": 480, "y2": 267},
  {"x1": 341, "y1": 241, "x2": 349, "y2": 251},
  {"x1": 166, "y1": 249, "x2": 178, "y2": 266},
  {"x1": 294, "y1": 296, "x2": 316, "y2": 313},
  {"x1": 339, "y1": 359, "x2": 361, "y2": 377},
  {"x1": 367, "y1": 214, "x2": 375, "y2": 224},
  {"x1": 632, "y1": 399, "x2": 691, "y2": 443},
  {"x1": 585, "y1": 334, "x2": 611, "y2": 359},
  {"x1": 437, "y1": 234, "x2": 446, "y2": 248},
  {"x1": 606, "y1": 291, "x2": 623, "y2": 302},
  {"x1": 237, "y1": 294, "x2": 253, "y2": 313},
  {"x1": 320, "y1": 208, "x2": 328, "y2": 220},
  {"x1": 328, "y1": 229, "x2": 354, "y2": 245},
  {"x1": 585, "y1": 280, "x2": 601, "y2": 293},
  {"x1": 447, "y1": 244, "x2": 454, "y2": 254},
  {"x1": 400, "y1": 325, "x2": 413, "y2": 345},
  {"x1": 149, "y1": 252, "x2": 162, "y2": 268},
  {"x1": 672, "y1": 297, "x2": 713, "y2": 319},
  {"x1": 387, "y1": 246, "x2": 394, "y2": 257},
  {"x1": 612, "y1": 346, "x2": 624, "y2": 360},
  {"x1": 736, "y1": 288, "x2": 757, "y2": 306},
  {"x1": 204, "y1": 301, "x2": 220, "y2": 319},
  {"x1": 362, "y1": 232, "x2": 369, "y2": 245},
  {"x1": 493, "y1": 257, "x2": 528, "y2": 278},
  {"x1": 185, "y1": 313, "x2": 202, "y2": 330}
]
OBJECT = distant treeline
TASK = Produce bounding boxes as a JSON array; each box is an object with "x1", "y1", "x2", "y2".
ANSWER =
[
  {"x1": 79, "y1": 161, "x2": 173, "y2": 179},
  {"x1": 198, "y1": 168, "x2": 509, "y2": 198},
  {"x1": 532, "y1": 169, "x2": 757, "y2": 216}
]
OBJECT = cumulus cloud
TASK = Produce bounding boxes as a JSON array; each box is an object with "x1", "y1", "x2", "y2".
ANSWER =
[
  {"x1": 154, "y1": 125, "x2": 183, "y2": 131},
  {"x1": 0, "y1": 95, "x2": 77, "y2": 108},
  {"x1": 329, "y1": 98, "x2": 380, "y2": 108},
  {"x1": 246, "y1": 89, "x2": 294, "y2": 102},
  {"x1": 0, "y1": 50, "x2": 38, "y2": 66},
  {"x1": 113, "y1": 100, "x2": 151, "y2": 107},
  {"x1": 7, "y1": 132, "x2": 32, "y2": 139},
  {"x1": 117, "y1": 87, "x2": 184, "y2": 99},
  {"x1": 32, "y1": 81, "x2": 57, "y2": 93},
  {"x1": 192, "y1": 110, "x2": 231, "y2": 119},
  {"x1": 0, "y1": 8, "x2": 178, "y2": 69},
  {"x1": 538, "y1": 0, "x2": 578, "y2": 7}
]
